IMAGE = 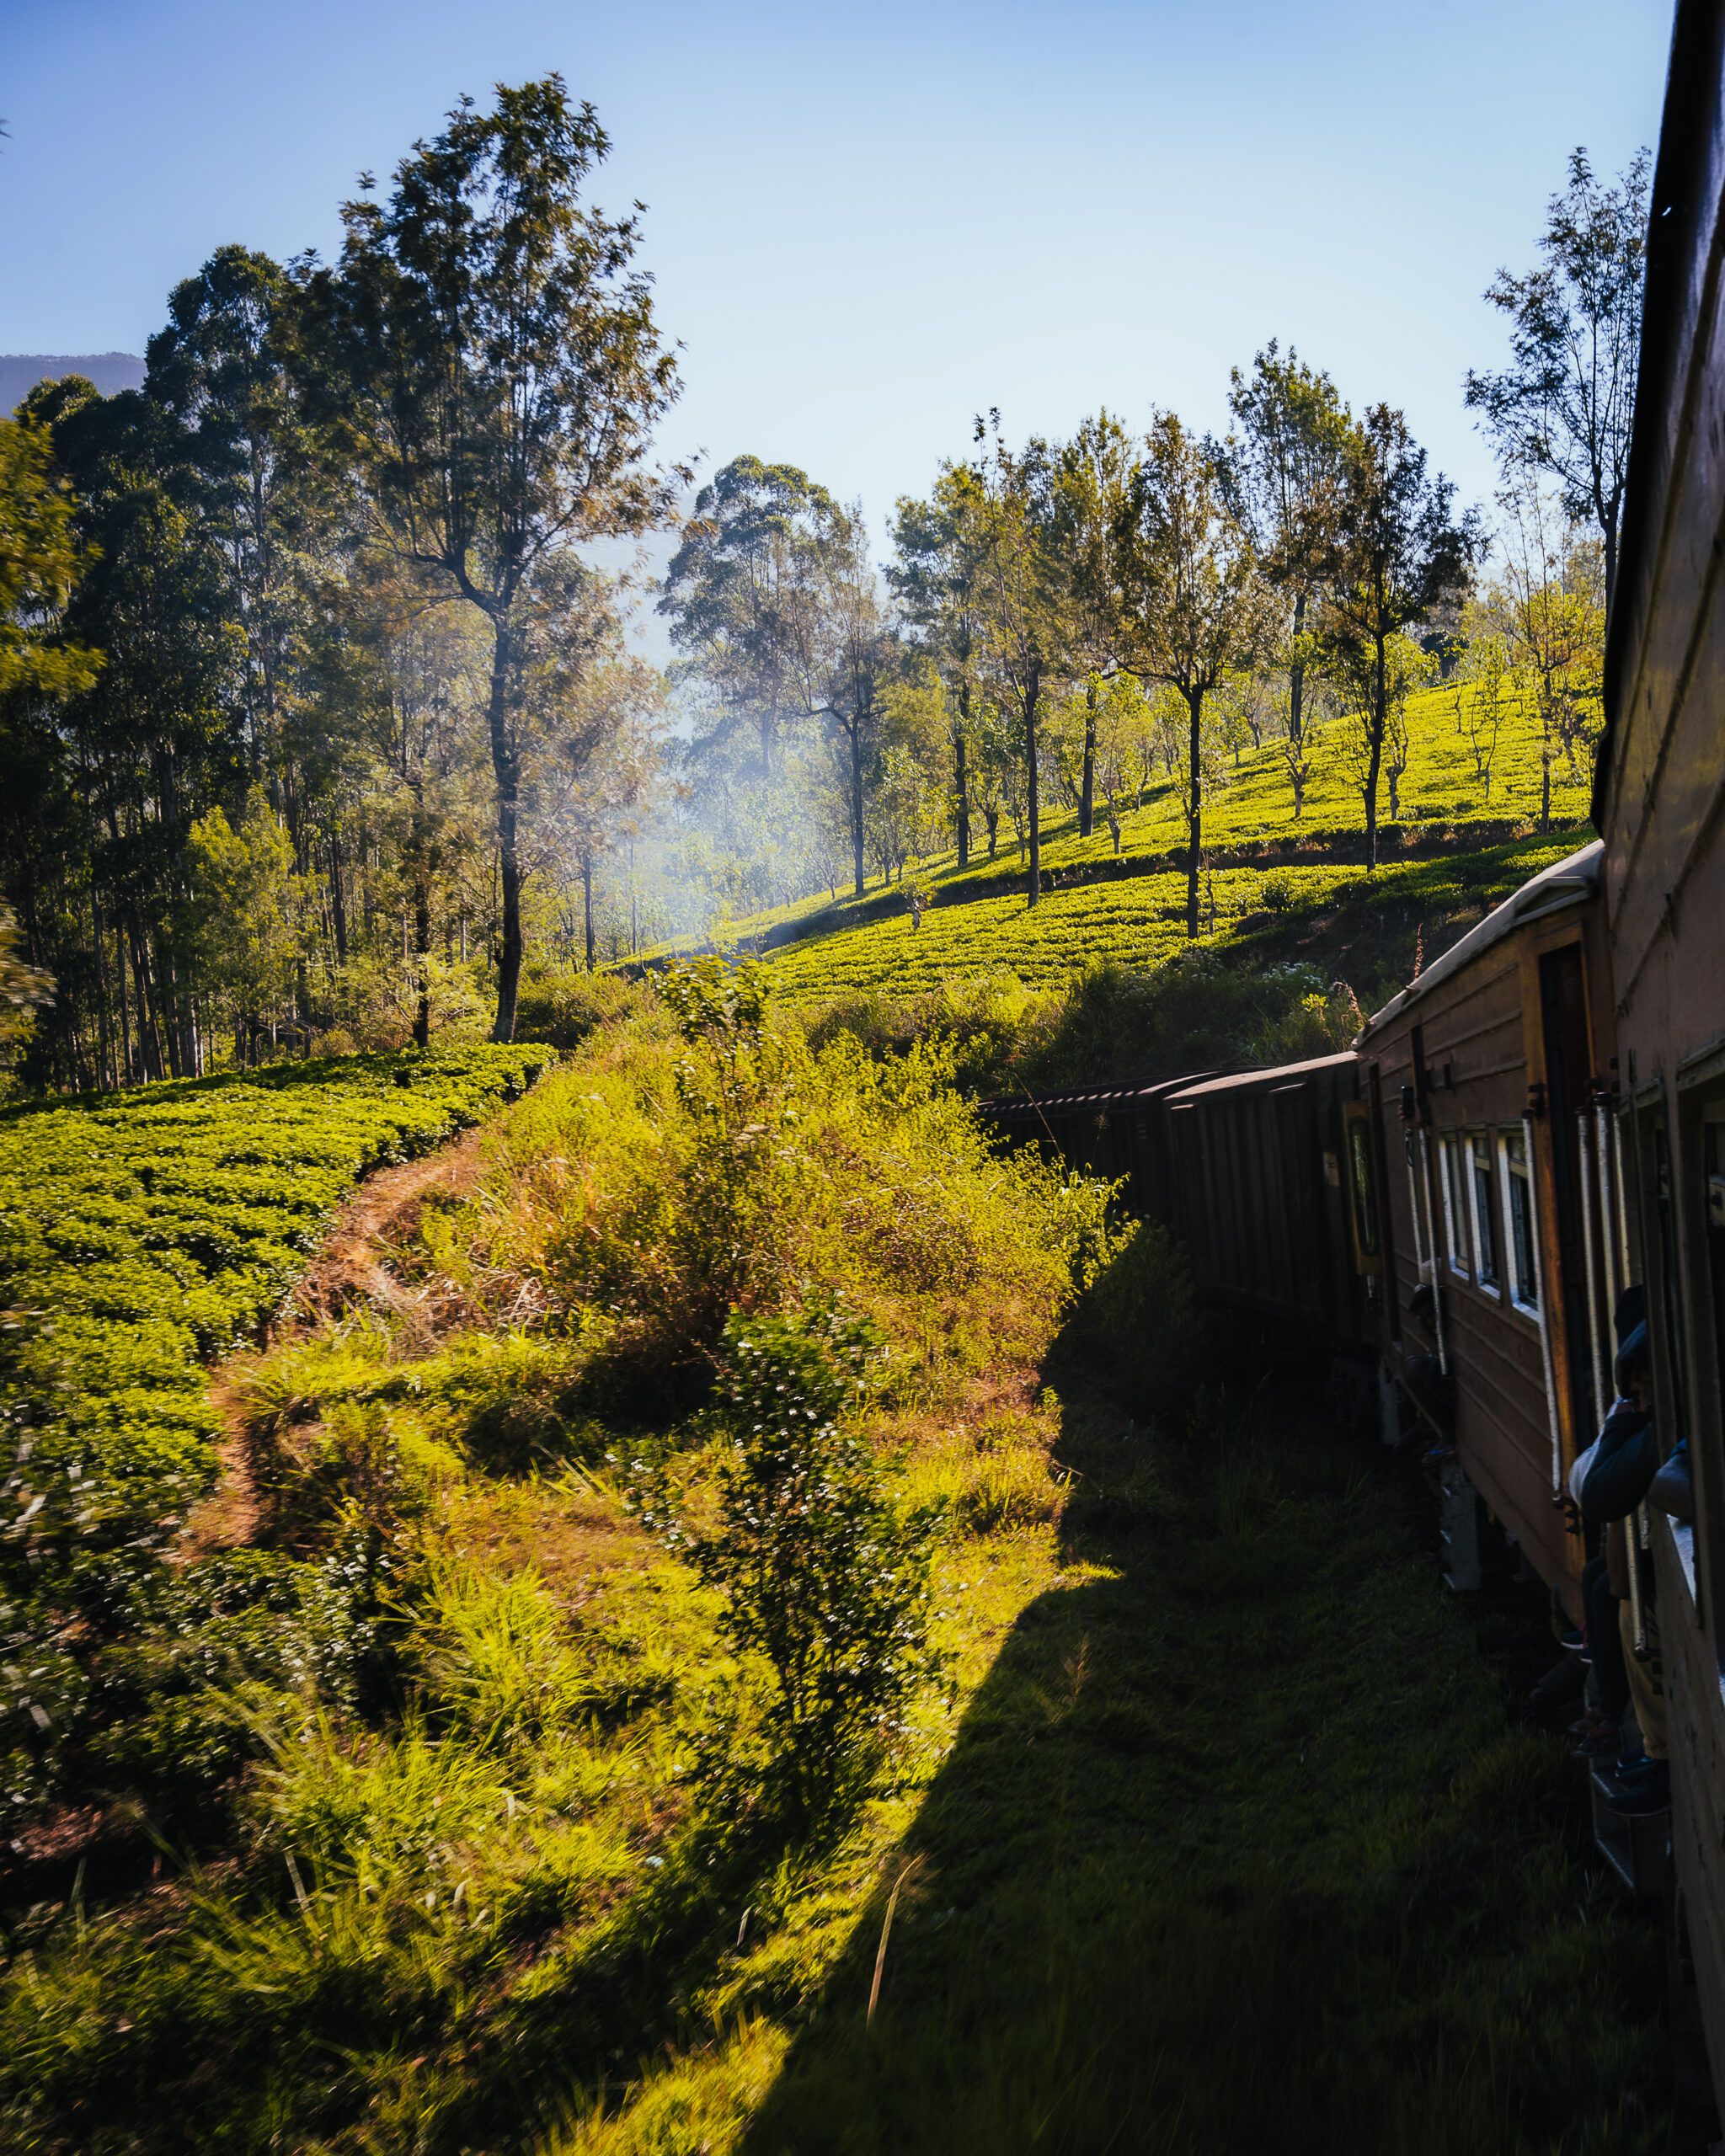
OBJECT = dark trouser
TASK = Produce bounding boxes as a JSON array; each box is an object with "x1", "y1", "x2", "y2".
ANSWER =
[{"x1": 1584, "y1": 1553, "x2": 1630, "y2": 1724}]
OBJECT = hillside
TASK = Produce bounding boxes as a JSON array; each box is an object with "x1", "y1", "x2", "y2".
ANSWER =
[
  {"x1": 2, "y1": 353, "x2": 145, "y2": 410},
  {"x1": 673, "y1": 684, "x2": 1590, "y2": 1019}
]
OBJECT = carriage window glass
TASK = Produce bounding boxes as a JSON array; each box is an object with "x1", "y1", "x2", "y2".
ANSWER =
[
  {"x1": 1500, "y1": 1128, "x2": 1539, "y2": 1315},
  {"x1": 1439, "y1": 1134, "x2": 1469, "y2": 1277},
  {"x1": 1348, "y1": 1117, "x2": 1380, "y2": 1257},
  {"x1": 1468, "y1": 1130, "x2": 1499, "y2": 1291}
]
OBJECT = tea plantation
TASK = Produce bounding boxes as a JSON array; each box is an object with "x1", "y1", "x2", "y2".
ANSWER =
[
  {"x1": 0, "y1": 1043, "x2": 549, "y2": 1800},
  {"x1": 673, "y1": 683, "x2": 1594, "y2": 1001}
]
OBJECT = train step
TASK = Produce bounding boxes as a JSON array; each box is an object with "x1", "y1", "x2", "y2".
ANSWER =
[{"x1": 1589, "y1": 1764, "x2": 1670, "y2": 1899}]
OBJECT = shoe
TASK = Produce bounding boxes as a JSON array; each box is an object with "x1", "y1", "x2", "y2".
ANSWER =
[
  {"x1": 1574, "y1": 1724, "x2": 1621, "y2": 1758},
  {"x1": 1615, "y1": 1748, "x2": 1650, "y2": 1779},
  {"x1": 1606, "y1": 1761, "x2": 1670, "y2": 1814},
  {"x1": 1560, "y1": 1627, "x2": 1586, "y2": 1652}
]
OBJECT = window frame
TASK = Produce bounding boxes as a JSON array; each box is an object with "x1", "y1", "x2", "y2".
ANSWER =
[
  {"x1": 1466, "y1": 1128, "x2": 1501, "y2": 1296},
  {"x1": 1438, "y1": 1131, "x2": 1471, "y2": 1279},
  {"x1": 1499, "y1": 1125, "x2": 1540, "y2": 1318}
]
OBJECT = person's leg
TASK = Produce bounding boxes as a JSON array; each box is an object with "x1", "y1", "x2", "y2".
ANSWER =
[
  {"x1": 1619, "y1": 1600, "x2": 1667, "y2": 1762},
  {"x1": 1586, "y1": 1557, "x2": 1630, "y2": 1726}
]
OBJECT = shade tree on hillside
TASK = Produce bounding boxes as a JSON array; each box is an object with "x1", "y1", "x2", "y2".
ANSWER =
[
  {"x1": 1224, "y1": 344, "x2": 1350, "y2": 818},
  {"x1": 889, "y1": 469, "x2": 991, "y2": 868},
  {"x1": 1114, "y1": 413, "x2": 1266, "y2": 937},
  {"x1": 1314, "y1": 404, "x2": 1474, "y2": 869},
  {"x1": 1477, "y1": 475, "x2": 1605, "y2": 830},
  {"x1": 1052, "y1": 410, "x2": 1135, "y2": 839},
  {"x1": 964, "y1": 417, "x2": 1072, "y2": 907},
  {"x1": 1465, "y1": 147, "x2": 1649, "y2": 606}
]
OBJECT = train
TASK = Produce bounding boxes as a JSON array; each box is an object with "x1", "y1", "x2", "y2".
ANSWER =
[{"x1": 990, "y1": 0, "x2": 1725, "y2": 2110}]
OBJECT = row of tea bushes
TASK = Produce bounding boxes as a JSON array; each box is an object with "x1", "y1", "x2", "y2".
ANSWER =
[{"x1": 0, "y1": 1043, "x2": 551, "y2": 1629}]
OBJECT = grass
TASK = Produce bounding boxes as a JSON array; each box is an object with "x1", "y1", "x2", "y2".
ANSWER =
[{"x1": 0, "y1": 996, "x2": 1672, "y2": 2153}]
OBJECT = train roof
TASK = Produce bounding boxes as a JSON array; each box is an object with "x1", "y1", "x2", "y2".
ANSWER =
[
  {"x1": 1163, "y1": 1051, "x2": 1357, "y2": 1106},
  {"x1": 980, "y1": 1071, "x2": 1220, "y2": 1121},
  {"x1": 1356, "y1": 839, "x2": 1604, "y2": 1043}
]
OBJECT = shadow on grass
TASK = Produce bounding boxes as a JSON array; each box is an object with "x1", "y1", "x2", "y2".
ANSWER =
[{"x1": 724, "y1": 1357, "x2": 1669, "y2": 2156}]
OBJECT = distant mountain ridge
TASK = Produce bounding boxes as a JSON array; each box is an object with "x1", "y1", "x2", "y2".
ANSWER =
[{"x1": 3, "y1": 353, "x2": 146, "y2": 412}]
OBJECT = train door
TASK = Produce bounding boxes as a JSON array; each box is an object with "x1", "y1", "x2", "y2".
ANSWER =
[{"x1": 1539, "y1": 945, "x2": 1596, "y2": 1465}]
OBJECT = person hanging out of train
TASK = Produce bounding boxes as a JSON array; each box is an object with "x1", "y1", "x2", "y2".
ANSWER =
[{"x1": 1570, "y1": 1294, "x2": 1668, "y2": 1817}]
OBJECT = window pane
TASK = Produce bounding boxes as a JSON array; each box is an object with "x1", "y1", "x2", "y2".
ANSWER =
[{"x1": 1471, "y1": 1134, "x2": 1498, "y2": 1286}]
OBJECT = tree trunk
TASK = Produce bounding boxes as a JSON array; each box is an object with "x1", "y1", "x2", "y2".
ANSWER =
[
  {"x1": 582, "y1": 854, "x2": 596, "y2": 970},
  {"x1": 411, "y1": 795, "x2": 433, "y2": 1051},
  {"x1": 953, "y1": 680, "x2": 971, "y2": 869},
  {"x1": 1025, "y1": 660, "x2": 1043, "y2": 908},
  {"x1": 485, "y1": 621, "x2": 523, "y2": 1043},
  {"x1": 329, "y1": 830, "x2": 349, "y2": 965},
  {"x1": 985, "y1": 808, "x2": 999, "y2": 858},
  {"x1": 849, "y1": 706, "x2": 867, "y2": 899},
  {"x1": 1185, "y1": 686, "x2": 1204, "y2": 937},
  {"x1": 1079, "y1": 676, "x2": 1097, "y2": 839},
  {"x1": 1364, "y1": 635, "x2": 1386, "y2": 872}
]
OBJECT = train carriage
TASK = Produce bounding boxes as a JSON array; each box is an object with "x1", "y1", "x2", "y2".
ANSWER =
[
  {"x1": 1595, "y1": 0, "x2": 1725, "y2": 2090},
  {"x1": 1354, "y1": 842, "x2": 1621, "y2": 1619},
  {"x1": 1161, "y1": 1052, "x2": 1370, "y2": 1346}
]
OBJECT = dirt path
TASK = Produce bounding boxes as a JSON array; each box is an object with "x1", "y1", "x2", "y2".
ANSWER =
[{"x1": 181, "y1": 1127, "x2": 490, "y2": 1558}]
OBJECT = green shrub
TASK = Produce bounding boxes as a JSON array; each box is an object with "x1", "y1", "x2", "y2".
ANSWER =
[{"x1": 692, "y1": 1307, "x2": 943, "y2": 1821}]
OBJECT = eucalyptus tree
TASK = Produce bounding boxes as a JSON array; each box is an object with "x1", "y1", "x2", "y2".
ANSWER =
[
  {"x1": 296, "y1": 78, "x2": 681, "y2": 1041},
  {"x1": 1465, "y1": 147, "x2": 1649, "y2": 605},
  {"x1": 146, "y1": 247, "x2": 302, "y2": 793},
  {"x1": 1315, "y1": 405, "x2": 1474, "y2": 867},
  {"x1": 1052, "y1": 409, "x2": 1134, "y2": 838},
  {"x1": 1224, "y1": 344, "x2": 1349, "y2": 816},
  {"x1": 889, "y1": 467, "x2": 990, "y2": 867},
  {"x1": 1115, "y1": 413, "x2": 1263, "y2": 937},
  {"x1": 966, "y1": 417, "x2": 1069, "y2": 907},
  {"x1": 789, "y1": 500, "x2": 892, "y2": 900},
  {"x1": 660, "y1": 456, "x2": 831, "y2": 779}
]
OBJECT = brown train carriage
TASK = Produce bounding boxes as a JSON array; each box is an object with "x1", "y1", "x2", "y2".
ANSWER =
[
  {"x1": 981, "y1": 1074, "x2": 1215, "y2": 1219},
  {"x1": 1160, "y1": 1053, "x2": 1375, "y2": 1345},
  {"x1": 1354, "y1": 843, "x2": 1619, "y2": 1620},
  {"x1": 1596, "y1": 0, "x2": 1725, "y2": 2093}
]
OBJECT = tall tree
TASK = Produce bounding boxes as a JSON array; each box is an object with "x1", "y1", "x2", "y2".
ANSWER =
[
  {"x1": 788, "y1": 500, "x2": 890, "y2": 900},
  {"x1": 1316, "y1": 405, "x2": 1474, "y2": 869},
  {"x1": 889, "y1": 470, "x2": 989, "y2": 870},
  {"x1": 1115, "y1": 413, "x2": 1263, "y2": 937},
  {"x1": 1224, "y1": 344, "x2": 1349, "y2": 817},
  {"x1": 1053, "y1": 410, "x2": 1135, "y2": 840},
  {"x1": 660, "y1": 456, "x2": 831, "y2": 778},
  {"x1": 1464, "y1": 147, "x2": 1649, "y2": 605},
  {"x1": 296, "y1": 78, "x2": 681, "y2": 1041},
  {"x1": 968, "y1": 419, "x2": 1068, "y2": 908}
]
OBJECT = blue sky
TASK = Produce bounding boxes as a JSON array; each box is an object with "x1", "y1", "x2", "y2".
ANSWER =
[{"x1": 3, "y1": 0, "x2": 1674, "y2": 551}]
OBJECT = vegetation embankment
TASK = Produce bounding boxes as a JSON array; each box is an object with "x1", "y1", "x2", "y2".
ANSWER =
[{"x1": 0, "y1": 981, "x2": 1669, "y2": 2153}]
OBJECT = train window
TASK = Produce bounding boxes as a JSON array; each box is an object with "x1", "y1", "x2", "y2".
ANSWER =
[
  {"x1": 1500, "y1": 1128, "x2": 1540, "y2": 1315},
  {"x1": 1468, "y1": 1130, "x2": 1500, "y2": 1293},
  {"x1": 1346, "y1": 1108, "x2": 1381, "y2": 1261},
  {"x1": 1439, "y1": 1134, "x2": 1470, "y2": 1278}
]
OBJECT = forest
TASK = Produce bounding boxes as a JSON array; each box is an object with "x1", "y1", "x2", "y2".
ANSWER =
[{"x1": 0, "y1": 81, "x2": 1641, "y2": 1093}]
